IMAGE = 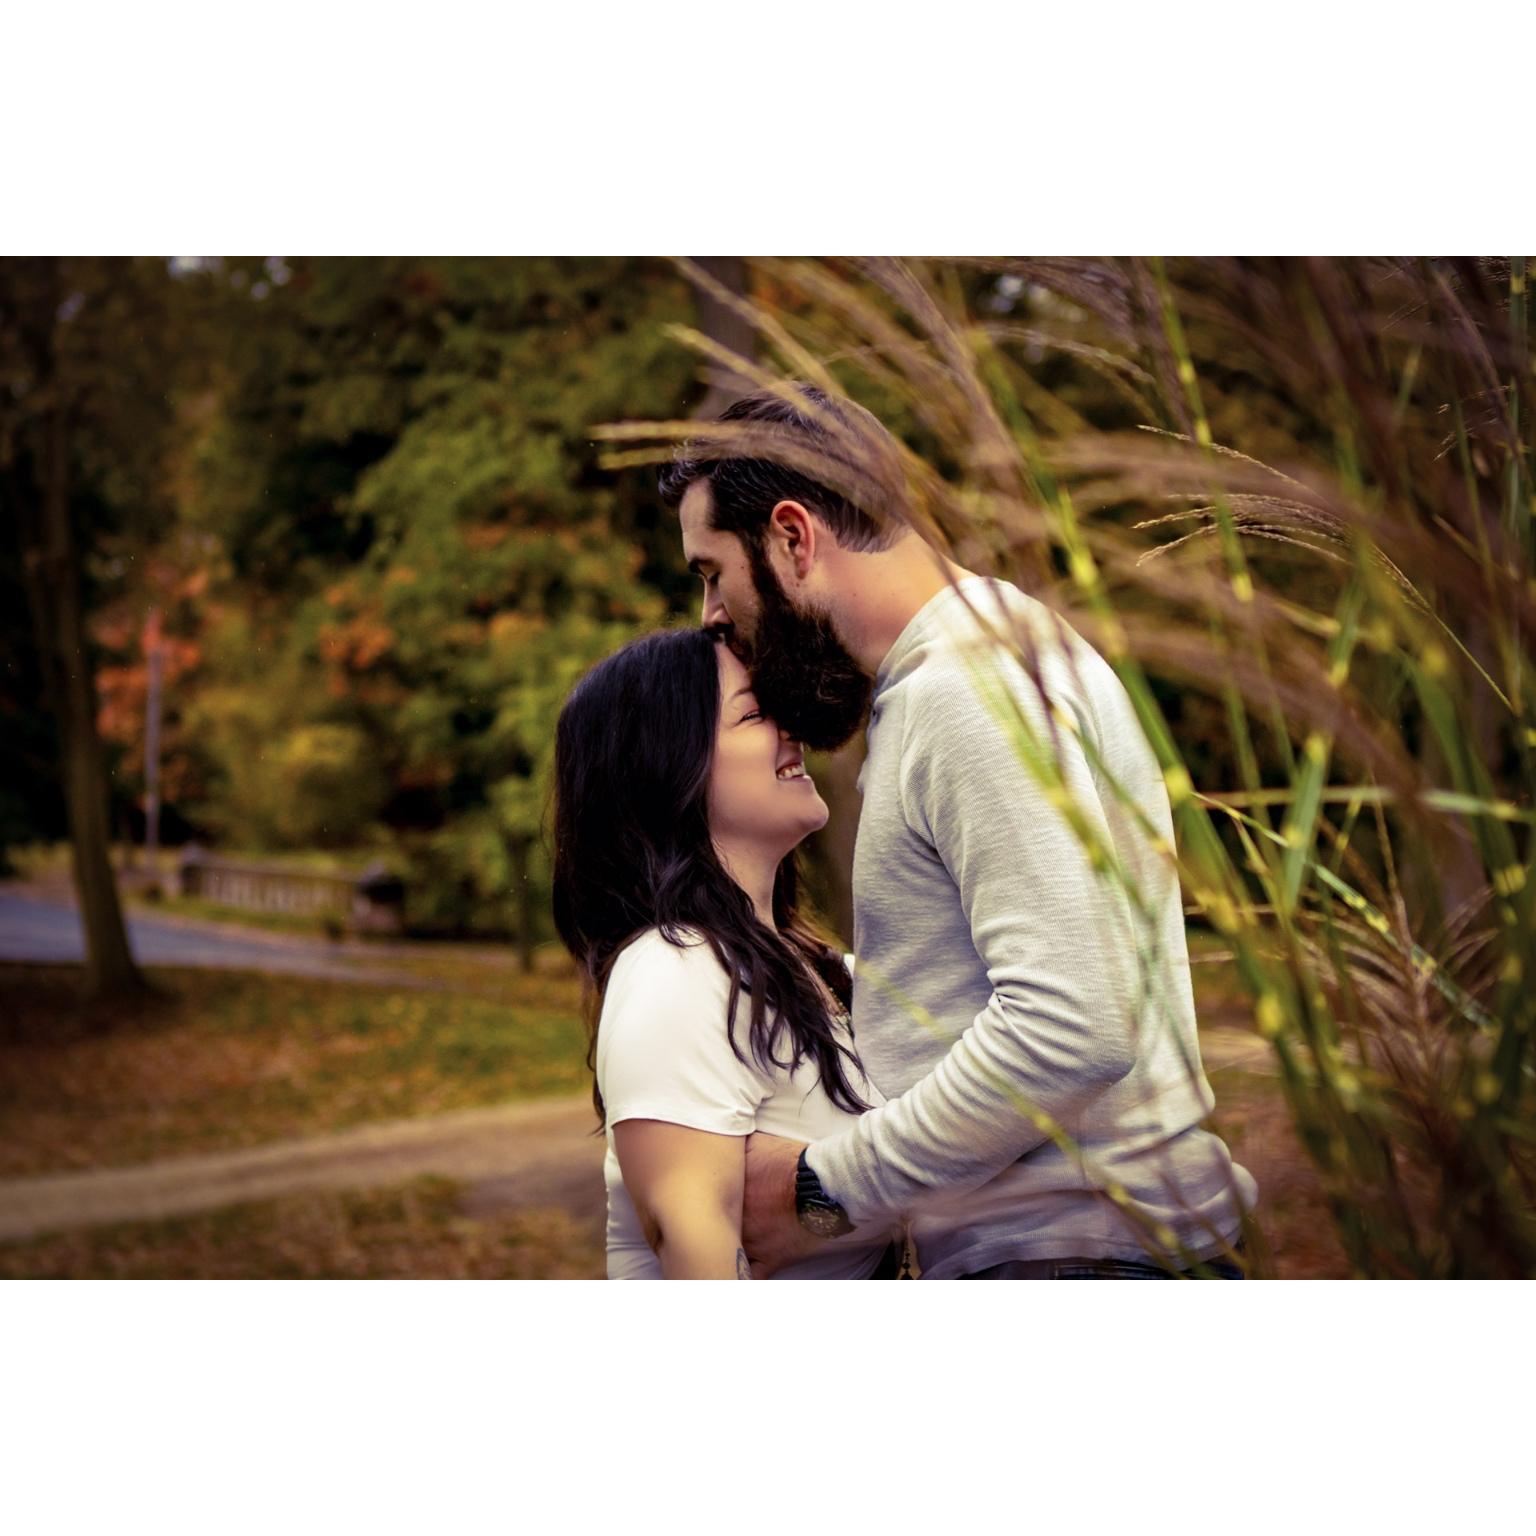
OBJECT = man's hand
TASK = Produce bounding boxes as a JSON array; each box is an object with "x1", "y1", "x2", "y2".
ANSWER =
[{"x1": 742, "y1": 1132, "x2": 821, "y2": 1277}]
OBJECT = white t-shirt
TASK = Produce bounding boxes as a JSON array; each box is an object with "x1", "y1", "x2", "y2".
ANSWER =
[{"x1": 595, "y1": 927, "x2": 896, "y2": 1280}]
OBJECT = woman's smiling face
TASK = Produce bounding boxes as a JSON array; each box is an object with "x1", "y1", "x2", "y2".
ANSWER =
[{"x1": 706, "y1": 640, "x2": 828, "y2": 858}]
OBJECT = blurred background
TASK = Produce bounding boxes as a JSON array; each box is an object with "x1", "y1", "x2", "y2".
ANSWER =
[{"x1": 1, "y1": 256, "x2": 1530, "y2": 1279}]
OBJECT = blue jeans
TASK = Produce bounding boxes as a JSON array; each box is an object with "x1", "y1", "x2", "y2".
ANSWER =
[{"x1": 960, "y1": 1248, "x2": 1245, "y2": 1279}]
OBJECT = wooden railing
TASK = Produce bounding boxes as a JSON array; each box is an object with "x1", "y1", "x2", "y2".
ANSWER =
[{"x1": 172, "y1": 850, "x2": 405, "y2": 934}]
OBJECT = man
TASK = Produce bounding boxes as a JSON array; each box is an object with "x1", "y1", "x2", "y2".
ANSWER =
[{"x1": 661, "y1": 386, "x2": 1257, "y2": 1279}]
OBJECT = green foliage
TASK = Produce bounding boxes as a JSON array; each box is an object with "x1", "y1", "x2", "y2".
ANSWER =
[
  {"x1": 179, "y1": 258, "x2": 700, "y2": 933},
  {"x1": 183, "y1": 606, "x2": 386, "y2": 848}
]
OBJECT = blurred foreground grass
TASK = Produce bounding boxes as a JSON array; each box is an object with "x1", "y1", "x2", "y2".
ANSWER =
[
  {"x1": 0, "y1": 962, "x2": 587, "y2": 1178},
  {"x1": 0, "y1": 1176, "x2": 605, "y2": 1280},
  {"x1": 609, "y1": 259, "x2": 1534, "y2": 1276}
]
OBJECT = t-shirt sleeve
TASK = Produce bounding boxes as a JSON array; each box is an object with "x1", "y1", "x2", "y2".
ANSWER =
[{"x1": 597, "y1": 932, "x2": 769, "y2": 1136}]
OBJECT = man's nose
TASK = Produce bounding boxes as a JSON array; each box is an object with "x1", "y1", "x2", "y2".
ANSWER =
[{"x1": 701, "y1": 589, "x2": 731, "y2": 632}]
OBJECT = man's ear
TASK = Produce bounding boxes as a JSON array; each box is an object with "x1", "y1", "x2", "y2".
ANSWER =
[{"x1": 767, "y1": 500, "x2": 818, "y2": 582}]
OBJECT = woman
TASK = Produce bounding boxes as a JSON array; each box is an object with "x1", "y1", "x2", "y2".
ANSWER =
[{"x1": 552, "y1": 626, "x2": 898, "y2": 1279}]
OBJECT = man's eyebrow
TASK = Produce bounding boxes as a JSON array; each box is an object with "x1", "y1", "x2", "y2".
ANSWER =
[
  {"x1": 687, "y1": 556, "x2": 713, "y2": 575},
  {"x1": 729, "y1": 686, "x2": 756, "y2": 703}
]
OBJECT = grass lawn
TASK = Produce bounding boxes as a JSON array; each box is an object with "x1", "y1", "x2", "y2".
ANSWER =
[
  {"x1": 0, "y1": 962, "x2": 588, "y2": 1178},
  {"x1": 0, "y1": 1176, "x2": 604, "y2": 1280}
]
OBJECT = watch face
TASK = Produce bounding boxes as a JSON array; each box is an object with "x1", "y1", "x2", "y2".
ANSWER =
[{"x1": 803, "y1": 1204, "x2": 850, "y2": 1239}]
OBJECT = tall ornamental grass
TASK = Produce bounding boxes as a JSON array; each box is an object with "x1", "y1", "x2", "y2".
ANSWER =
[{"x1": 600, "y1": 257, "x2": 1534, "y2": 1279}]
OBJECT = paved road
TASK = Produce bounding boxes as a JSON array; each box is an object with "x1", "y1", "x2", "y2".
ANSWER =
[{"x1": 0, "y1": 884, "x2": 425, "y2": 986}]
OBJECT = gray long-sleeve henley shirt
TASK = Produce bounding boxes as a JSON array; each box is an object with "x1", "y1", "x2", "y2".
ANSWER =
[{"x1": 807, "y1": 576, "x2": 1257, "y2": 1278}]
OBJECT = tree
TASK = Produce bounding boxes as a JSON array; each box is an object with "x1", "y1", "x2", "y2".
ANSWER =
[{"x1": 0, "y1": 259, "x2": 203, "y2": 999}]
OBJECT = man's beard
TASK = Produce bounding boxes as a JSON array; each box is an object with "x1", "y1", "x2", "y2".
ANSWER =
[{"x1": 733, "y1": 547, "x2": 873, "y2": 753}]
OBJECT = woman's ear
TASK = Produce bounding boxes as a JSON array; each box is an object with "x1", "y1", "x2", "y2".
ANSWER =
[{"x1": 767, "y1": 499, "x2": 818, "y2": 582}]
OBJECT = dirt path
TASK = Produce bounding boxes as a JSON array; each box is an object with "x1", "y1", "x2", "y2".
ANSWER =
[{"x1": 0, "y1": 1093, "x2": 604, "y2": 1243}]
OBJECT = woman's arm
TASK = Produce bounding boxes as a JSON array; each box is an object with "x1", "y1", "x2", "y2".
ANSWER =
[{"x1": 613, "y1": 1119, "x2": 750, "y2": 1279}]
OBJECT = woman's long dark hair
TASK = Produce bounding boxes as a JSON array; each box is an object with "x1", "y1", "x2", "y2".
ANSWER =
[{"x1": 552, "y1": 626, "x2": 868, "y2": 1122}]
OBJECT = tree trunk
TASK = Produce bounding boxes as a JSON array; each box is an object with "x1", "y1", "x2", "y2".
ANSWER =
[
  {"x1": 509, "y1": 833, "x2": 535, "y2": 975},
  {"x1": 688, "y1": 258, "x2": 759, "y2": 419},
  {"x1": 14, "y1": 405, "x2": 145, "y2": 1001}
]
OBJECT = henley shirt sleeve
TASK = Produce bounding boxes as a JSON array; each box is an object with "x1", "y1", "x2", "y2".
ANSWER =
[{"x1": 805, "y1": 651, "x2": 1142, "y2": 1227}]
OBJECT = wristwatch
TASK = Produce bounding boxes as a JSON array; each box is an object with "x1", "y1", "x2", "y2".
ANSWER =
[{"x1": 795, "y1": 1149, "x2": 854, "y2": 1239}]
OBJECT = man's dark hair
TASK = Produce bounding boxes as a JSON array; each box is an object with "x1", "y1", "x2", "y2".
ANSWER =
[{"x1": 658, "y1": 386, "x2": 907, "y2": 553}]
